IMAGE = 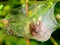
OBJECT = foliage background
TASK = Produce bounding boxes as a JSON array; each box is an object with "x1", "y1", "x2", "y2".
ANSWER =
[{"x1": 0, "y1": 0, "x2": 60, "y2": 45}]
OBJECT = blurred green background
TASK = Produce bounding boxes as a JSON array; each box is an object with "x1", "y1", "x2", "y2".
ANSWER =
[{"x1": 0, "y1": 0, "x2": 60, "y2": 45}]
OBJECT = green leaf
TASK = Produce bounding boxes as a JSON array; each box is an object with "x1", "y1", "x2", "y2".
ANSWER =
[{"x1": 0, "y1": 4, "x2": 3, "y2": 10}]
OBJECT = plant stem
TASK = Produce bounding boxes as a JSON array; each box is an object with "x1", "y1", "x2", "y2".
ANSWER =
[
  {"x1": 25, "y1": 38, "x2": 30, "y2": 45},
  {"x1": 25, "y1": 0, "x2": 30, "y2": 45},
  {"x1": 50, "y1": 36, "x2": 58, "y2": 45},
  {"x1": 26, "y1": 0, "x2": 28, "y2": 15}
]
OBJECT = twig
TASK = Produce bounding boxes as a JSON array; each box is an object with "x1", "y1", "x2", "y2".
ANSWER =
[
  {"x1": 25, "y1": 38, "x2": 30, "y2": 45},
  {"x1": 25, "y1": 0, "x2": 30, "y2": 45},
  {"x1": 26, "y1": 0, "x2": 28, "y2": 15}
]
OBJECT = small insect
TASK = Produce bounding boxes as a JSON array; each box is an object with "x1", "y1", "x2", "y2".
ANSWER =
[
  {"x1": 29, "y1": 21, "x2": 51, "y2": 42},
  {"x1": 7, "y1": 30, "x2": 14, "y2": 35},
  {"x1": 29, "y1": 22, "x2": 37, "y2": 36},
  {"x1": 6, "y1": 22, "x2": 15, "y2": 36}
]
